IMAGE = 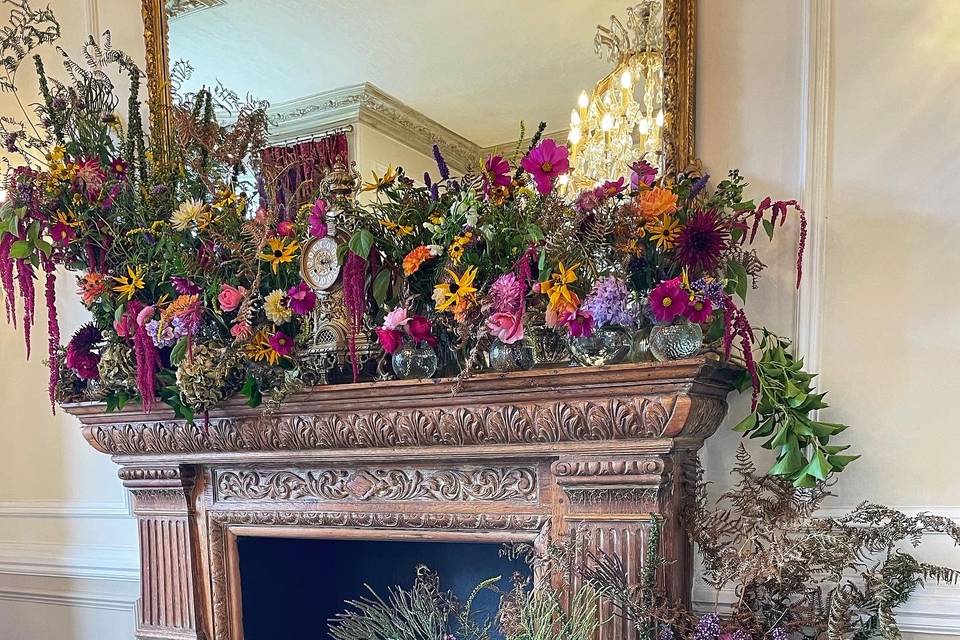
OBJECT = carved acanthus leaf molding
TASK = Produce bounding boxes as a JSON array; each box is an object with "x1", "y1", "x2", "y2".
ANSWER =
[
  {"x1": 82, "y1": 396, "x2": 689, "y2": 456},
  {"x1": 215, "y1": 467, "x2": 538, "y2": 503},
  {"x1": 208, "y1": 509, "x2": 546, "y2": 531}
]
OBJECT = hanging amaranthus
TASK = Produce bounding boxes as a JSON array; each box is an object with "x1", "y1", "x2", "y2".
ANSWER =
[{"x1": 342, "y1": 251, "x2": 367, "y2": 383}]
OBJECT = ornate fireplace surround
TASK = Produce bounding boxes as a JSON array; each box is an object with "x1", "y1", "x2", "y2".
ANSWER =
[{"x1": 65, "y1": 358, "x2": 737, "y2": 640}]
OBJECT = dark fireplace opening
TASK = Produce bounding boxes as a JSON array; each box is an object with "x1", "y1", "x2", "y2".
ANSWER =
[{"x1": 237, "y1": 536, "x2": 532, "y2": 639}]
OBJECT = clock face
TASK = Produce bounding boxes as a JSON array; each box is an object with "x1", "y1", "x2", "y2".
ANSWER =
[{"x1": 301, "y1": 236, "x2": 341, "y2": 291}]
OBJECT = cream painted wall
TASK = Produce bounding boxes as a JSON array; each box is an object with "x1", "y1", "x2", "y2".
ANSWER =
[
  {"x1": 0, "y1": 1, "x2": 142, "y2": 637},
  {"x1": 696, "y1": 0, "x2": 960, "y2": 634}
]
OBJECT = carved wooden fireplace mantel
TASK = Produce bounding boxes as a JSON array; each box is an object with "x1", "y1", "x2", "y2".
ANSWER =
[{"x1": 65, "y1": 357, "x2": 738, "y2": 640}]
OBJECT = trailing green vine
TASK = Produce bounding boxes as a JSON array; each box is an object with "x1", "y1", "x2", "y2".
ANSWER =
[{"x1": 733, "y1": 330, "x2": 859, "y2": 487}]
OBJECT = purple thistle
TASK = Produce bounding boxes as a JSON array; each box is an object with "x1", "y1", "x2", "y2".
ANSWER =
[{"x1": 432, "y1": 144, "x2": 450, "y2": 181}]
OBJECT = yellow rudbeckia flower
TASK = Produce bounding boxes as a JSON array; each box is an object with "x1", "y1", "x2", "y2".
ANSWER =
[
  {"x1": 259, "y1": 237, "x2": 299, "y2": 274},
  {"x1": 111, "y1": 265, "x2": 145, "y2": 301},
  {"x1": 433, "y1": 266, "x2": 479, "y2": 313}
]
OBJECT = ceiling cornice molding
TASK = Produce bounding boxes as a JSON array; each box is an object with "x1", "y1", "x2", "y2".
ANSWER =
[
  {"x1": 267, "y1": 83, "x2": 481, "y2": 172},
  {"x1": 480, "y1": 129, "x2": 569, "y2": 161},
  {"x1": 167, "y1": 0, "x2": 227, "y2": 21}
]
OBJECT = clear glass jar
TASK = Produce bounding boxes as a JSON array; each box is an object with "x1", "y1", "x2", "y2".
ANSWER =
[
  {"x1": 568, "y1": 324, "x2": 632, "y2": 367},
  {"x1": 488, "y1": 337, "x2": 536, "y2": 372},
  {"x1": 630, "y1": 327, "x2": 655, "y2": 363},
  {"x1": 649, "y1": 319, "x2": 703, "y2": 361},
  {"x1": 391, "y1": 342, "x2": 439, "y2": 379}
]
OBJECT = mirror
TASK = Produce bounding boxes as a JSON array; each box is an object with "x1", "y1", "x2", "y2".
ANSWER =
[{"x1": 147, "y1": 0, "x2": 695, "y2": 182}]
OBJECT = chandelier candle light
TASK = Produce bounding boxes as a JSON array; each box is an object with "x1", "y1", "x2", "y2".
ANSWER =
[{"x1": 569, "y1": 1, "x2": 666, "y2": 191}]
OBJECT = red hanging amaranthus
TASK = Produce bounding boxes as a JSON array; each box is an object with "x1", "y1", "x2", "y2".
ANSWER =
[
  {"x1": 746, "y1": 197, "x2": 807, "y2": 289},
  {"x1": 723, "y1": 294, "x2": 759, "y2": 409},
  {"x1": 125, "y1": 301, "x2": 160, "y2": 412},
  {"x1": 342, "y1": 251, "x2": 368, "y2": 383},
  {"x1": 43, "y1": 258, "x2": 59, "y2": 412},
  {"x1": 0, "y1": 234, "x2": 16, "y2": 327},
  {"x1": 15, "y1": 258, "x2": 35, "y2": 358}
]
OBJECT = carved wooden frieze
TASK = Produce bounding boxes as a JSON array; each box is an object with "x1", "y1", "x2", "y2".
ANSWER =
[{"x1": 214, "y1": 466, "x2": 538, "y2": 503}]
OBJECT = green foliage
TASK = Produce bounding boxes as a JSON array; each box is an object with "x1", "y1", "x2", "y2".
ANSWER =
[
  {"x1": 734, "y1": 330, "x2": 858, "y2": 487},
  {"x1": 502, "y1": 585, "x2": 601, "y2": 640}
]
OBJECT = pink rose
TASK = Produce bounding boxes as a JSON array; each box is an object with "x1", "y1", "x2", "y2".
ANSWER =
[
  {"x1": 376, "y1": 327, "x2": 405, "y2": 355},
  {"x1": 407, "y1": 315, "x2": 437, "y2": 347},
  {"x1": 486, "y1": 312, "x2": 524, "y2": 344},
  {"x1": 382, "y1": 307, "x2": 410, "y2": 331},
  {"x1": 218, "y1": 284, "x2": 247, "y2": 313},
  {"x1": 230, "y1": 322, "x2": 252, "y2": 340}
]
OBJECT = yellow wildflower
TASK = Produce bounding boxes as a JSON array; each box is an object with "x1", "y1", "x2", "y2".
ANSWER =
[
  {"x1": 258, "y1": 237, "x2": 299, "y2": 274},
  {"x1": 243, "y1": 329, "x2": 279, "y2": 365},
  {"x1": 447, "y1": 232, "x2": 473, "y2": 265},
  {"x1": 111, "y1": 265, "x2": 145, "y2": 301},
  {"x1": 380, "y1": 219, "x2": 413, "y2": 235},
  {"x1": 540, "y1": 262, "x2": 581, "y2": 313},
  {"x1": 647, "y1": 214, "x2": 682, "y2": 250},
  {"x1": 361, "y1": 165, "x2": 397, "y2": 193},
  {"x1": 433, "y1": 266, "x2": 479, "y2": 313}
]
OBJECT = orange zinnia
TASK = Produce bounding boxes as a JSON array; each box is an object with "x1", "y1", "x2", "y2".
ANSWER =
[
  {"x1": 402, "y1": 245, "x2": 434, "y2": 276},
  {"x1": 635, "y1": 187, "x2": 679, "y2": 220}
]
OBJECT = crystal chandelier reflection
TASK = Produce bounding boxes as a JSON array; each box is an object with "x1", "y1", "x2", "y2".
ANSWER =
[{"x1": 568, "y1": 1, "x2": 665, "y2": 191}]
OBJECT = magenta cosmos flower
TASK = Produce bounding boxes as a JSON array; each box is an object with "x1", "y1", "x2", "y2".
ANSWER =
[
  {"x1": 649, "y1": 278, "x2": 689, "y2": 323},
  {"x1": 521, "y1": 139, "x2": 569, "y2": 194},
  {"x1": 287, "y1": 281, "x2": 317, "y2": 315},
  {"x1": 269, "y1": 330, "x2": 294, "y2": 357},
  {"x1": 482, "y1": 155, "x2": 511, "y2": 197},
  {"x1": 685, "y1": 297, "x2": 714, "y2": 324}
]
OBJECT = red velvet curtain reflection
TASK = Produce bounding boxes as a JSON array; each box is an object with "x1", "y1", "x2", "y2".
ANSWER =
[{"x1": 260, "y1": 132, "x2": 348, "y2": 219}]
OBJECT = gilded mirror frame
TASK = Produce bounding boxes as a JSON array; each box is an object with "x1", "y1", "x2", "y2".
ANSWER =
[{"x1": 140, "y1": 0, "x2": 696, "y2": 173}]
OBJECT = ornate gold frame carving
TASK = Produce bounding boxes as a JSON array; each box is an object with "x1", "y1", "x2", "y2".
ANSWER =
[{"x1": 138, "y1": 0, "x2": 696, "y2": 172}]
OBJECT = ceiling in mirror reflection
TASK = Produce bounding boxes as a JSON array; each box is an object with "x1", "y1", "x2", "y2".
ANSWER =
[{"x1": 168, "y1": 0, "x2": 629, "y2": 146}]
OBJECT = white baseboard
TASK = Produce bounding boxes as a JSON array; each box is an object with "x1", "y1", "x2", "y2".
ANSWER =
[
  {"x1": 0, "y1": 541, "x2": 139, "y2": 582},
  {"x1": 693, "y1": 583, "x2": 960, "y2": 635}
]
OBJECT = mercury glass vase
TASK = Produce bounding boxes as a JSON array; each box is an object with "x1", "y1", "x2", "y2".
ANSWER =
[
  {"x1": 569, "y1": 324, "x2": 632, "y2": 367},
  {"x1": 649, "y1": 320, "x2": 703, "y2": 361},
  {"x1": 488, "y1": 337, "x2": 536, "y2": 373},
  {"x1": 391, "y1": 342, "x2": 438, "y2": 379}
]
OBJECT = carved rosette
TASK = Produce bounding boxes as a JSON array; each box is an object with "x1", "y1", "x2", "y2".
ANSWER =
[{"x1": 214, "y1": 466, "x2": 538, "y2": 503}]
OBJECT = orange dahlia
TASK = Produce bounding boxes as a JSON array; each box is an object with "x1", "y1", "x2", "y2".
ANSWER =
[
  {"x1": 635, "y1": 186, "x2": 679, "y2": 220},
  {"x1": 402, "y1": 245, "x2": 434, "y2": 276}
]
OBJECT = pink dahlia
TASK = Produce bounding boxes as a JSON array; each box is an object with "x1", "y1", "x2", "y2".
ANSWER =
[
  {"x1": 649, "y1": 278, "x2": 689, "y2": 324},
  {"x1": 488, "y1": 272, "x2": 526, "y2": 315},
  {"x1": 520, "y1": 139, "x2": 569, "y2": 195},
  {"x1": 276, "y1": 220, "x2": 295, "y2": 237},
  {"x1": 481, "y1": 155, "x2": 511, "y2": 197}
]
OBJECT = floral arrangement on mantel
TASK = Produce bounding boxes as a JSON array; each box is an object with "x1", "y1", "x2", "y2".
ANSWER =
[{"x1": 0, "y1": 1, "x2": 853, "y2": 488}]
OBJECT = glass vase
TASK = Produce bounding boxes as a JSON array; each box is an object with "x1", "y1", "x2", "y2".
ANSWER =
[
  {"x1": 649, "y1": 319, "x2": 703, "y2": 361},
  {"x1": 488, "y1": 337, "x2": 536, "y2": 373},
  {"x1": 568, "y1": 324, "x2": 632, "y2": 367},
  {"x1": 630, "y1": 327, "x2": 655, "y2": 363},
  {"x1": 391, "y1": 342, "x2": 438, "y2": 379}
]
